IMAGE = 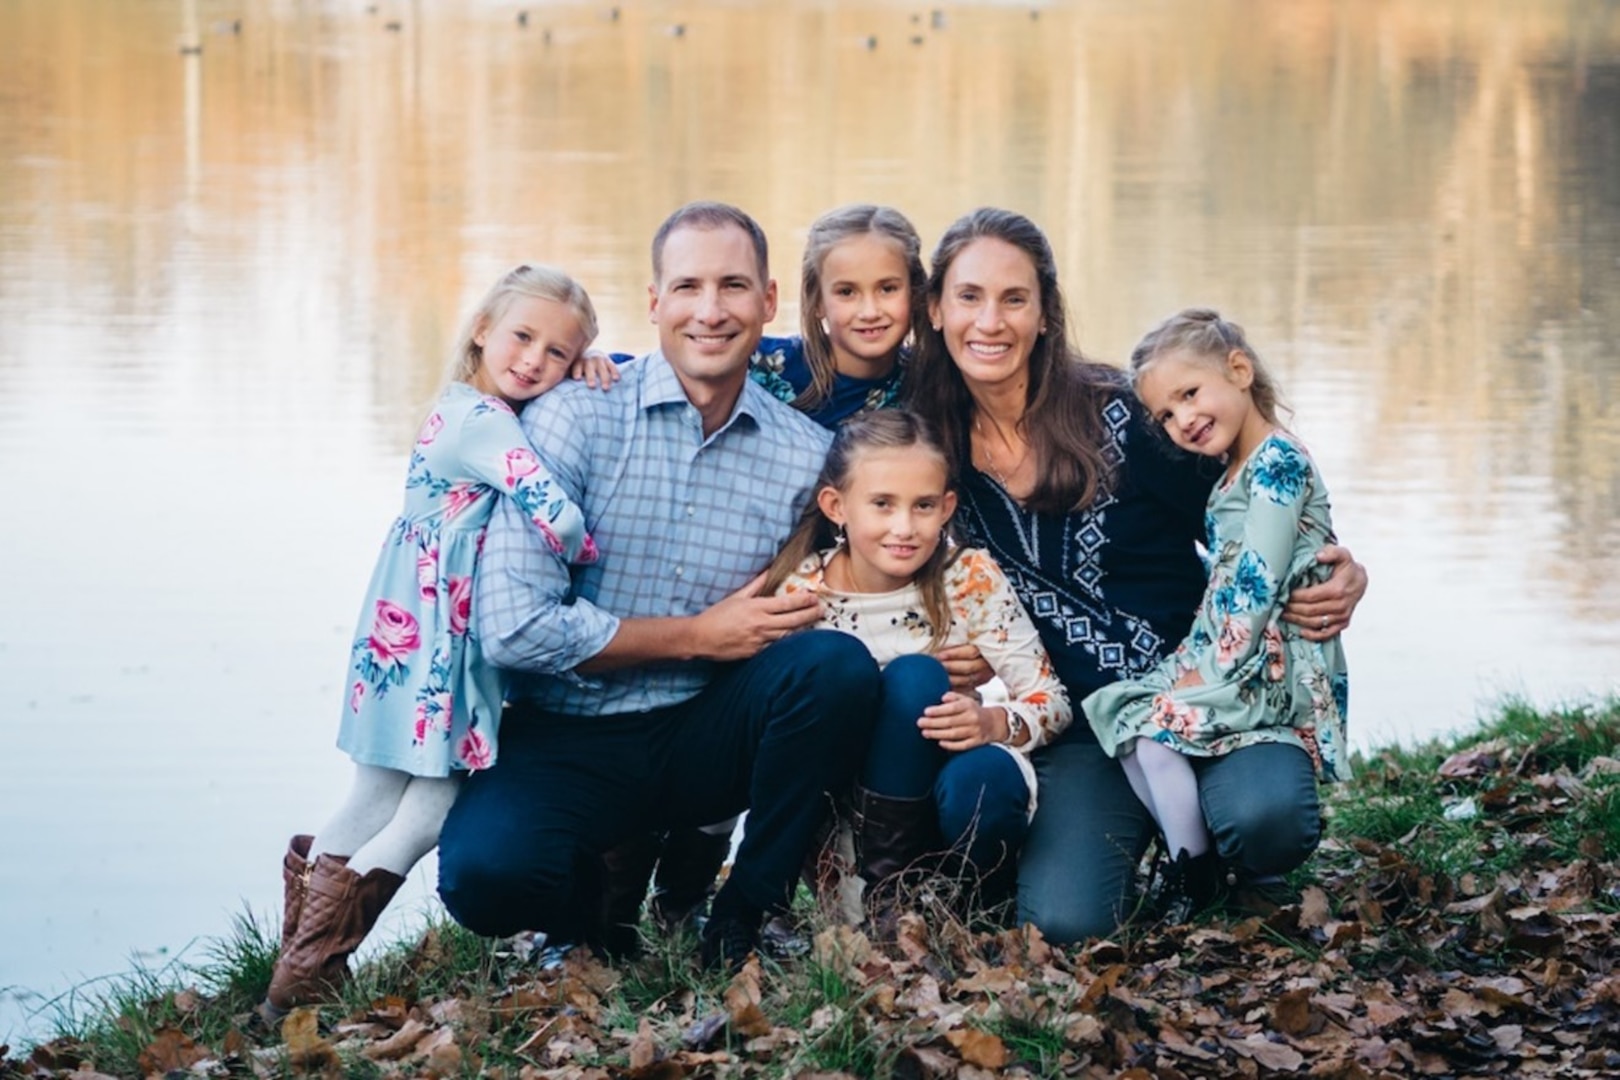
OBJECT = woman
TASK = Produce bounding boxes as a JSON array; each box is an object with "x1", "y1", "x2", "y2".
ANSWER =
[{"x1": 906, "y1": 208, "x2": 1365, "y2": 943}]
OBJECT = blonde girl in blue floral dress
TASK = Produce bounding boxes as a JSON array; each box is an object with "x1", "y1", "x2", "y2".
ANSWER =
[
  {"x1": 1083, "y1": 308, "x2": 1349, "y2": 921},
  {"x1": 260, "y1": 264, "x2": 611, "y2": 1021}
]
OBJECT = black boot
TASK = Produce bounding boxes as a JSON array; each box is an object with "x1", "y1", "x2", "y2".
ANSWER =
[
  {"x1": 853, "y1": 786, "x2": 940, "y2": 938},
  {"x1": 1157, "y1": 849, "x2": 1225, "y2": 925},
  {"x1": 650, "y1": 827, "x2": 733, "y2": 930},
  {"x1": 597, "y1": 831, "x2": 662, "y2": 960}
]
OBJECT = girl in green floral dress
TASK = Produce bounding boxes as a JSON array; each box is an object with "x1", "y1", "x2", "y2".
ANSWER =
[{"x1": 1084, "y1": 308, "x2": 1349, "y2": 921}]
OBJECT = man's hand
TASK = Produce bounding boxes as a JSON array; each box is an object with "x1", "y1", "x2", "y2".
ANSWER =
[
  {"x1": 934, "y1": 643, "x2": 993, "y2": 694},
  {"x1": 1283, "y1": 543, "x2": 1368, "y2": 642},
  {"x1": 688, "y1": 573, "x2": 822, "y2": 661}
]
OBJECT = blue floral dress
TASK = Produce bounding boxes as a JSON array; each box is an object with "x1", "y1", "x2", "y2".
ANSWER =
[
  {"x1": 335, "y1": 382, "x2": 596, "y2": 776},
  {"x1": 1082, "y1": 431, "x2": 1350, "y2": 781}
]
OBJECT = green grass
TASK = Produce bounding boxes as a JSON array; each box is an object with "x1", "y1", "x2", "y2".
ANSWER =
[
  {"x1": 33, "y1": 906, "x2": 278, "y2": 1078},
  {"x1": 1324, "y1": 695, "x2": 1620, "y2": 879},
  {"x1": 16, "y1": 695, "x2": 1619, "y2": 1078}
]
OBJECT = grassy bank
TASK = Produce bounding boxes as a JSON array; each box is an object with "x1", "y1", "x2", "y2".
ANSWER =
[{"x1": 5, "y1": 697, "x2": 1619, "y2": 1079}]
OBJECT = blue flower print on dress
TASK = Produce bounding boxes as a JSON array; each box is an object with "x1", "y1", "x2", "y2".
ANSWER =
[
  {"x1": 1229, "y1": 550, "x2": 1275, "y2": 612},
  {"x1": 1251, "y1": 439, "x2": 1310, "y2": 505}
]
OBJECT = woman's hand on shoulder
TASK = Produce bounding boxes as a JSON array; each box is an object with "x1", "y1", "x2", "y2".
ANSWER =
[
  {"x1": 1283, "y1": 543, "x2": 1368, "y2": 641},
  {"x1": 570, "y1": 349, "x2": 622, "y2": 390},
  {"x1": 918, "y1": 694, "x2": 1007, "y2": 752}
]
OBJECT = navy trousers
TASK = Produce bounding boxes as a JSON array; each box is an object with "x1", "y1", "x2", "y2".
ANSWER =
[
  {"x1": 437, "y1": 630, "x2": 880, "y2": 938},
  {"x1": 859, "y1": 654, "x2": 1029, "y2": 871}
]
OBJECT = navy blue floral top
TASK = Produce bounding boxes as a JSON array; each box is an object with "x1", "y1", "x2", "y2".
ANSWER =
[{"x1": 748, "y1": 335, "x2": 905, "y2": 429}]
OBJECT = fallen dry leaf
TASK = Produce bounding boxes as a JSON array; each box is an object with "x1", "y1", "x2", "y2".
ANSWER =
[{"x1": 945, "y1": 1028, "x2": 1008, "y2": 1070}]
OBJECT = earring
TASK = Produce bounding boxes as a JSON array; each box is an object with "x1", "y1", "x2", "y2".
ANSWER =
[{"x1": 834, "y1": 523, "x2": 846, "y2": 548}]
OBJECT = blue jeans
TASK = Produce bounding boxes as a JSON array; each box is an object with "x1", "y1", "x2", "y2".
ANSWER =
[
  {"x1": 437, "y1": 630, "x2": 880, "y2": 938},
  {"x1": 1017, "y1": 736, "x2": 1321, "y2": 944},
  {"x1": 859, "y1": 654, "x2": 1029, "y2": 872}
]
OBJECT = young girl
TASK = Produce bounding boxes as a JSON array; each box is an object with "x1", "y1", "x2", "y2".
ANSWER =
[
  {"x1": 1084, "y1": 308, "x2": 1350, "y2": 921},
  {"x1": 749, "y1": 202, "x2": 927, "y2": 425},
  {"x1": 761, "y1": 409, "x2": 1071, "y2": 927},
  {"x1": 260, "y1": 263, "x2": 606, "y2": 1020}
]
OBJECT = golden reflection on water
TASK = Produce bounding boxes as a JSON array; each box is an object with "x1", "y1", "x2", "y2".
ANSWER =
[{"x1": 1, "y1": 0, "x2": 1617, "y2": 1036}]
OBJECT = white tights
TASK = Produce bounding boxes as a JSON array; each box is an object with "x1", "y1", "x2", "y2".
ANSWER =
[
  {"x1": 1120, "y1": 738, "x2": 1211, "y2": 859},
  {"x1": 309, "y1": 764, "x2": 460, "y2": 877}
]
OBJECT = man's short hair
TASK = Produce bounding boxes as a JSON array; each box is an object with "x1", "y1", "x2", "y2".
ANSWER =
[{"x1": 651, "y1": 201, "x2": 770, "y2": 284}]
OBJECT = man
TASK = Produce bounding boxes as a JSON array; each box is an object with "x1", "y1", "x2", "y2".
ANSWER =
[{"x1": 436, "y1": 202, "x2": 880, "y2": 968}]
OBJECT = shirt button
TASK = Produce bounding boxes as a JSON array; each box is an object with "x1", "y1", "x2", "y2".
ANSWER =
[
  {"x1": 675, "y1": 566, "x2": 685, "y2": 577},
  {"x1": 686, "y1": 504, "x2": 695, "y2": 516}
]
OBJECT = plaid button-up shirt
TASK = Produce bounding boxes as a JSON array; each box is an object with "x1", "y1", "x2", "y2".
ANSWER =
[{"x1": 475, "y1": 351, "x2": 832, "y2": 716}]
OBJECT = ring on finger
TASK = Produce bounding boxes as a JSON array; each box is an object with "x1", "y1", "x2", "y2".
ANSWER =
[{"x1": 1318, "y1": 615, "x2": 1328, "y2": 630}]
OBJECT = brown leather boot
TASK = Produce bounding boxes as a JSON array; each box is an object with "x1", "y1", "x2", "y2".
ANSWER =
[
  {"x1": 278, "y1": 835, "x2": 343, "y2": 944},
  {"x1": 853, "y1": 786, "x2": 939, "y2": 939},
  {"x1": 261, "y1": 856, "x2": 404, "y2": 1017}
]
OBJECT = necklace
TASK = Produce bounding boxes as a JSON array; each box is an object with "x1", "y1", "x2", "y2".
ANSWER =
[{"x1": 973, "y1": 413, "x2": 1028, "y2": 491}]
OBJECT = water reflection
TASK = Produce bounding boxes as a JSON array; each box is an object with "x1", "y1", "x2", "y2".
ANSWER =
[{"x1": 1, "y1": 0, "x2": 1617, "y2": 1043}]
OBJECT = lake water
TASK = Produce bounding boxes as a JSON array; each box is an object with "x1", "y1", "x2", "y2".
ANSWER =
[{"x1": 3, "y1": 0, "x2": 1618, "y2": 1045}]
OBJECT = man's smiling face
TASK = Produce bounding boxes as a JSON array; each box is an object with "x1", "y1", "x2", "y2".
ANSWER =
[{"x1": 648, "y1": 222, "x2": 777, "y2": 397}]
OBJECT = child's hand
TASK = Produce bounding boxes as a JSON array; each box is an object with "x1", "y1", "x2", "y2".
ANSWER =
[
  {"x1": 918, "y1": 693, "x2": 1005, "y2": 752},
  {"x1": 570, "y1": 349, "x2": 622, "y2": 390}
]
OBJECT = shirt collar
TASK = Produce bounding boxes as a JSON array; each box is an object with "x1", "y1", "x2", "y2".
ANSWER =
[{"x1": 642, "y1": 350, "x2": 767, "y2": 434}]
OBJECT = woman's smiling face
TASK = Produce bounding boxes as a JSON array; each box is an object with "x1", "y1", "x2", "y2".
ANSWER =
[{"x1": 928, "y1": 236, "x2": 1045, "y2": 394}]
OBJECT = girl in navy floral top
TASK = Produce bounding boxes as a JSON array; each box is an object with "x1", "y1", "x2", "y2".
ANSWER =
[{"x1": 748, "y1": 203, "x2": 925, "y2": 426}]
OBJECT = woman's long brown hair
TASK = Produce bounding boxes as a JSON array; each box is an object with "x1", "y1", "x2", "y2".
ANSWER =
[{"x1": 906, "y1": 207, "x2": 1123, "y2": 514}]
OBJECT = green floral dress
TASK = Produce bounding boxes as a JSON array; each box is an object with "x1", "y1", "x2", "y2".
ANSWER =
[{"x1": 1083, "y1": 432, "x2": 1350, "y2": 781}]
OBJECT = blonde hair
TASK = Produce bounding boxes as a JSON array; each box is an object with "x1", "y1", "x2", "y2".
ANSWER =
[
  {"x1": 795, "y1": 204, "x2": 927, "y2": 414},
  {"x1": 447, "y1": 263, "x2": 598, "y2": 385},
  {"x1": 762, "y1": 410, "x2": 960, "y2": 652},
  {"x1": 1129, "y1": 307, "x2": 1286, "y2": 426}
]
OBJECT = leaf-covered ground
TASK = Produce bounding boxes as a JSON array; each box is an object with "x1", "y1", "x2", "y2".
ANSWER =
[{"x1": 6, "y1": 700, "x2": 1619, "y2": 1078}]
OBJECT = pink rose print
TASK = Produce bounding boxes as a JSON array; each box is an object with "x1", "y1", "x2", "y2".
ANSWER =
[
  {"x1": 416, "y1": 544, "x2": 440, "y2": 601},
  {"x1": 443, "y1": 482, "x2": 485, "y2": 522},
  {"x1": 447, "y1": 575, "x2": 473, "y2": 636},
  {"x1": 535, "y1": 520, "x2": 565, "y2": 556},
  {"x1": 578, "y1": 534, "x2": 600, "y2": 565},
  {"x1": 1149, "y1": 694, "x2": 1204, "y2": 740},
  {"x1": 412, "y1": 692, "x2": 452, "y2": 745},
  {"x1": 349, "y1": 682, "x2": 366, "y2": 714},
  {"x1": 367, "y1": 600, "x2": 421, "y2": 662},
  {"x1": 418, "y1": 412, "x2": 444, "y2": 446},
  {"x1": 1263, "y1": 624, "x2": 1286, "y2": 681},
  {"x1": 459, "y1": 728, "x2": 493, "y2": 771},
  {"x1": 1215, "y1": 616, "x2": 1252, "y2": 669},
  {"x1": 504, "y1": 448, "x2": 540, "y2": 488}
]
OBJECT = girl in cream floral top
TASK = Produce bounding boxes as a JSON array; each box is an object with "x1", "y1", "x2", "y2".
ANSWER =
[{"x1": 762, "y1": 410, "x2": 1069, "y2": 926}]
